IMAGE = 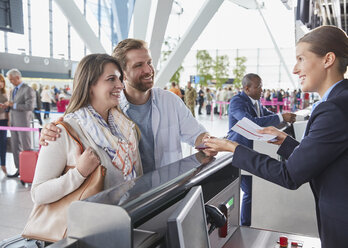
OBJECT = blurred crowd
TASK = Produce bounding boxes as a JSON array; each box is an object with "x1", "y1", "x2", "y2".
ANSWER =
[{"x1": 165, "y1": 81, "x2": 319, "y2": 116}]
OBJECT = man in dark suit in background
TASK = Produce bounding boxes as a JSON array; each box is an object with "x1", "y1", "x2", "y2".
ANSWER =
[
  {"x1": 227, "y1": 73, "x2": 296, "y2": 226},
  {"x1": 4, "y1": 69, "x2": 36, "y2": 177}
]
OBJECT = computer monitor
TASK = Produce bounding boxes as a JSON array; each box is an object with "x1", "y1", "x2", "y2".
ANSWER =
[{"x1": 167, "y1": 186, "x2": 211, "y2": 248}]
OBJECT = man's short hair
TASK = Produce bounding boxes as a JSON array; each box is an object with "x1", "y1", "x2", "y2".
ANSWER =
[
  {"x1": 171, "y1": 82, "x2": 176, "y2": 87},
  {"x1": 112, "y1": 39, "x2": 148, "y2": 71},
  {"x1": 6, "y1": 68, "x2": 22, "y2": 78},
  {"x1": 242, "y1": 73, "x2": 261, "y2": 88}
]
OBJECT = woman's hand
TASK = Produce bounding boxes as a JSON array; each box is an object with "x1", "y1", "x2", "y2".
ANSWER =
[
  {"x1": 257, "y1": 126, "x2": 288, "y2": 145},
  {"x1": 203, "y1": 136, "x2": 239, "y2": 153},
  {"x1": 39, "y1": 117, "x2": 63, "y2": 146},
  {"x1": 76, "y1": 147, "x2": 100, "y2": 178}
]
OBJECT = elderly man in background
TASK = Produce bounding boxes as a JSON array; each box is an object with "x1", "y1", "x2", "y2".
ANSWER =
[{"x1": 4, "y1": 69, "x2": 36, "y2": 178}]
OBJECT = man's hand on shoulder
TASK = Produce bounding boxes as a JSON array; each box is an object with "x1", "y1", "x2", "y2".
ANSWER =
[{"x1": 39, "y1": 117, "x2": 63, "y2": 146}]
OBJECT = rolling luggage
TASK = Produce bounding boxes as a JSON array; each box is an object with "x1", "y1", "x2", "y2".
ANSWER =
[
  {"x1": 206, "y1": 104, "x2": 211, "y2": 115},
  {"x1": 19, "y1": 150, "x2": 39, "y2": 184}
]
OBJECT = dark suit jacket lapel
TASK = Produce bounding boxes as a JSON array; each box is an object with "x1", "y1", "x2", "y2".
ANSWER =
[
  {"x1": 327, "y1": 79, "x2": 348, "y2": 100},
  {"x1": 304, "y1": 79, "x2": 348, "y2": 137},
  {"x1": 240, "y1": 91, "x2": 258, "y2": 117}
]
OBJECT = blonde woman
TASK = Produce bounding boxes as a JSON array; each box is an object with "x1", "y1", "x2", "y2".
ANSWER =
[
  {"x1": 40, "y1": 85, "x2": 55, "y2": 119},
  {"x1": 32, "y1": 54, "x2": 142, "y2": 205},
  {"x1": 31, "y1": 83, "x2": 43, "y2": 125}
]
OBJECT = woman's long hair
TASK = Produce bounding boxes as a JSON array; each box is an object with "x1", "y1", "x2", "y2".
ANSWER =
[{"x1": 65, "y1": 54, "x2": 123, "y2": 115}]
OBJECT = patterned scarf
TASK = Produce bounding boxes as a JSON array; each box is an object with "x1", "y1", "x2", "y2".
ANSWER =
[{"x1": 65, "y1": 105, "x2": 138, "y2": 181}]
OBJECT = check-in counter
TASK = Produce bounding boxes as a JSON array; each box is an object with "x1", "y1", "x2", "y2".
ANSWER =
[
  {"x1": 48, "y1": 150, "x2": 320, "y2": 248},
  {"x1": 48, "y1": 152, "x2": 240, "y2": 248}
]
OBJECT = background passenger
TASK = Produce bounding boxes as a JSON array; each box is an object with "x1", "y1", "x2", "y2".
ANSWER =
[
  {"x1": 0, "y1": 74, "x2": 9, "y2": 175},
  {"x1": 31, "y1": 54, "x2": 142, "y2": 205},
  {"x1": 41, "y1": 85, "x2": 55, "y2": 119},
  {"x1": 31, "y1": 83, "x2": 43, "y2": 125},
  {"x1": 4, "y1": 69, "x2": 36, "y2": 178}
]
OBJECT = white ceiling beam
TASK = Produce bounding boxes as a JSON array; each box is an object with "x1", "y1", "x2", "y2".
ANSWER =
[
  {"x1": 149, "y1": 0, "x2": 174, "y2": 70},
  {"x1": 132, "y1": 0, "x2": 152, "y2": 40},
  {"x1": 53, "y1": 0, "x2": 106, "y2": 53},
  {"x1": 155, "y1": 0, "x2": 225, "y2": 87}
]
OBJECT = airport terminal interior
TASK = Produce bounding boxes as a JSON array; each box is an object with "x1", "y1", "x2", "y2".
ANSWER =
[{"x1": 0, "y1": 0, "x2": 347, "y2": 247}]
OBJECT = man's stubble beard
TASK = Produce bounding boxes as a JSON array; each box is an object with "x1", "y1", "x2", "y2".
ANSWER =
[{"x1": 127, "y1": 79, "x2": 154, "y2": 92}]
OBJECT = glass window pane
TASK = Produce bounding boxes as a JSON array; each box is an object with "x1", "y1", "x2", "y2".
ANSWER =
[{"x1": 31, "y1": 0, "x2": 49, "y2": 57}]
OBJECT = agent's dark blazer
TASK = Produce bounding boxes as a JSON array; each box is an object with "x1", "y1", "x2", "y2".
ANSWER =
[
  {"x1": 232, "y1": 79, "x2": 348, "y2": 248},
  {"x1": 227, "y1": 91, "x2": 280, "y2": 148}
]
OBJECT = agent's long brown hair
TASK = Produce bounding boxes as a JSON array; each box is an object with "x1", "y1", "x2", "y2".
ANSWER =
[
  {"x1": 299, "y1": 25, "x2": 348, "y2": 74},
  {"x1": 65, "y1": 54, "x2": 123, "y2": 115}
]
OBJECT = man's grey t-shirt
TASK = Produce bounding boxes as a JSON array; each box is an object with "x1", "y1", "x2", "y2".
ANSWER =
[{"x1": 127, "y1": 98, "x2": 156, "y2": 174}]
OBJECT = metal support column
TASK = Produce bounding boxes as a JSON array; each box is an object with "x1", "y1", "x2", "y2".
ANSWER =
[
  {"x1": 149, "y1": 0, "x2": 174, "y2": 70},
  {"x1": 256, "y1": 48, "x2": 260, "y2": 74},
  {"x1": 68, "y1": 23, "x2": 71, "y2": 60},
  {"x1": 4, "y1": 32, "x2": 8, "y2": 53},
  {"x1": 53, "y1": 0, "x2": 106, "y2": 53},
  {"x1": 84, "y1": 0, "x2": 87, "y2": 56},
  {"x1": 132, "y1": 0, "x2": 152, "y2": 40},
  {"x1": 255, "y1": 0, "x2": 296, "y2": 88},
  {"x1": 98, "y1": 0, "x2": 101, "y2": 39},
  {"x1": 27, "y1": 0, "x2": 32, "y2": 56},
  {"x1": 155, "y1": 0, "x2": 225, "y2": 88},
  {"x1": 49, "y1": 0, "x2": 53, "y2": 57}
]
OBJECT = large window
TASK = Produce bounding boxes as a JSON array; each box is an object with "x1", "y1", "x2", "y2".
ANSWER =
[{"x1": 30, "y1": 0, "x2": 49, "y2": 57}]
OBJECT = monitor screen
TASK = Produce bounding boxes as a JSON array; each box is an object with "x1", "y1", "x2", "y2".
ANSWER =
[{"x1": 167, "y1": 186, "x2": 210, "y2": 248}]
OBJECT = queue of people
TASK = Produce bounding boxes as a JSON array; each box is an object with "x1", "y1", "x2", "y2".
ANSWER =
[{"x1": 0, "y1": 25, "x2": 347, "y2": 248}]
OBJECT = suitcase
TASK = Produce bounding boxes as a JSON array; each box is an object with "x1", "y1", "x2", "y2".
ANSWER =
[
  {"x1": 19, "y1": 150, "x2": 39, "y2": 184},
  {"x1": 0, "y1": 234, "x2": 44, "y2": 248},
  {"x1": 206, "y1": 104, "x2": 211, "y2": 115}
]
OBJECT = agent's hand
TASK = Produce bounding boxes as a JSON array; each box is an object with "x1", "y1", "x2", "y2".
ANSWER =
[
  {"x1": 282, "y1": 112, "x2": 296, "y2": 123},
  {"x1": 257, "y1": 126, "x2": 288, "y2": 145},
  {"x1": 203, "y1": 136, "x2": 239, "y2": 153},
  {"x1": 39, "y1": 117, "x2": 63, "y2": 146},
  {"x1": 76, "y1": 147, "x2": 100, "y2": 178}
]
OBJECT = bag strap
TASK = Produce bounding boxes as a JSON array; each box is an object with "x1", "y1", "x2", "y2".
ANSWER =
[{"x1": 56, "y1": 120, "x2": 84, "y2": 153}]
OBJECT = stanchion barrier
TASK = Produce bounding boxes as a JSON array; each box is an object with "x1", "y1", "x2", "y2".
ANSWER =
[
  {"x1": 0, "y1": 126, "x2": 40, "y2": 132},
  {"x1": 260, "y1": 98, "x2": 303, "y2": 113},
  {"x1": 215, "y1": 101, "x2": 229, "y2": 119},
  {"x1": 0, "y1": 126, "x2": 41, "y2": 150},
  {"x1": 34, "y1": 110, "x2": 63, "y2": 114}
]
